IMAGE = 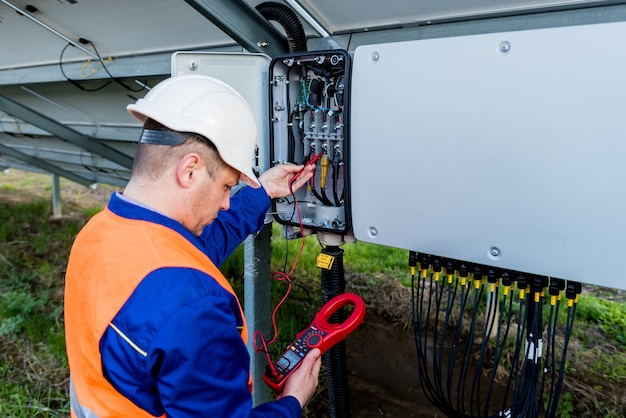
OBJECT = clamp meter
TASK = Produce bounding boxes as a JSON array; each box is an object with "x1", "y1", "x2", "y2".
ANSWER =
[{"x1": 263, "y1": 292, "x2": 366, "y2": 394}]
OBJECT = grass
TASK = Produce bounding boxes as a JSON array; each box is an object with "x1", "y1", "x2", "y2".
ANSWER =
[
  {"x1": 1, "y1": 169, "x2": 626, "y2": 416},
  {"x1": 0, "y1": 200, "x2": 76, "y2": 416}
]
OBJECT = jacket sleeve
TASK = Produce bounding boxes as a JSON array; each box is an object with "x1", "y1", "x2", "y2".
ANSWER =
[
  {"x1": 101, "y1": 268, "x2": 301, "y2": 418},
  {"x1": 151, "y1": 291, "x2": 301, "y2": 417},
  {"x1": 200, "y1": 185, "x2": 272, "y2": 266}
]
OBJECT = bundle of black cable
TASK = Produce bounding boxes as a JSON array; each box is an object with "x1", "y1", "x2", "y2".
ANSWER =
[{"x1": 409, "y1": 252, "x2": 579, "y2": 418}]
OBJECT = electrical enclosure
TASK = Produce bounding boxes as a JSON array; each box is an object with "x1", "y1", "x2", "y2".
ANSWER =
[
  {"x1": 172, "y1": 50, "x2": 352, "y2": 237},
  {"x1": 268, "y1": 50, "x2": 351, "y2": 236},
  {"x1": 349, "y1": 21, "x2": 626, "y2": 290}
]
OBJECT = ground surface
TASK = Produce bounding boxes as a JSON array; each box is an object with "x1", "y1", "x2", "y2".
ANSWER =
[
  {"x1": 346, "y1": 317, "x2": 435, "y2": 417},
  {"x1": 2, "y1": 169, "x2": 625, "y2": 417}
]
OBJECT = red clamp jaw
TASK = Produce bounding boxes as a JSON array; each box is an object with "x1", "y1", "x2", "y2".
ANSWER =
[{"x1": 263, "y1": 292, "x2": 366, "y2": 393}]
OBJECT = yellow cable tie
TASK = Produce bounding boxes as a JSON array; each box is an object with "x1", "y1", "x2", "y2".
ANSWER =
[
  {"x1": 489, "y1": 283, "x2": 495, "y2": 293},
  {"x1": 504, "y1": 286, "x2": 510, "y2": 296},
  {"x1": 520, "y1": 289, "x2": 525, "y2": 300}
]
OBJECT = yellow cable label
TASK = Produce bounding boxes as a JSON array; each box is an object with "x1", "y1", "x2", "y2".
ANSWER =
[{"x1": 316, "y1": 253, "x2": 335, "y2": 270}]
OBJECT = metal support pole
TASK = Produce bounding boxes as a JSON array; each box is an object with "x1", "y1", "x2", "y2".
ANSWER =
[
  {"x1": 319, "y1": 244, "x2": 351, "y2": 418},
  {"x1": 51, "y1": 173, "x2": 62, "y2": 218},
  {"x1": 244, "y1": 222, "x2": 273, "y2": 406}
]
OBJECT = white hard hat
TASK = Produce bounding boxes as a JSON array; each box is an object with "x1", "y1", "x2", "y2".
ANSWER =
[{"x1": 127, "y1": 75, "x2": 260, "y2": 188}]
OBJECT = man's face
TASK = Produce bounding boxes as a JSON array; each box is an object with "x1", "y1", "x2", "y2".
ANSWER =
[{"x1": 184, "y1": 163, "x2": 240, "y2": 236}]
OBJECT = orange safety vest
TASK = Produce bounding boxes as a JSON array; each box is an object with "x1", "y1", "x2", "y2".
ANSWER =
[{"x1": 65, "y1": 208, "x2": 249, "y2": 417}]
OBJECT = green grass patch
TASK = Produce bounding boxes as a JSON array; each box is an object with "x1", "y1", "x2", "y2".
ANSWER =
[
  {"x1": 575, "y1": 293, "x2": 626, "y2": 347},
  {"x1": 0, "y1": 193, "x2": 85, "y2": 416}
]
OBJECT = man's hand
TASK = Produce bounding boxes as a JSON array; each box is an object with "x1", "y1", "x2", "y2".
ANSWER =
[
  {"x1": 277, "y1": 348, "x2": 322, "y2": 409},
  {"x1": 258, "y1": 163, "x2": 316, "y2": 200}
]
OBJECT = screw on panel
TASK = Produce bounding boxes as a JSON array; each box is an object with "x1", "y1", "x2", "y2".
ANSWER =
[
  {"x1": 258, "y1": 40, "x2": 269, "y2": 48},
  {"x1": 489, "y1": 247, "x2": 501, "y2": 258},
  {"x1": 370, "y1": 51, "x2": 380, "y2": 62},
  {"x1": 188, "y1": 61, "x2": 198, "y2": 71},
  {"x1": 499, "y1": 41, "x2": 511, "y2": 54},
  {"x1": 330, "y1": 55, "x2": 342, "y2": 65},
  {"x1": 368, "y1": 227, "x2": 378, "y2": 237}
]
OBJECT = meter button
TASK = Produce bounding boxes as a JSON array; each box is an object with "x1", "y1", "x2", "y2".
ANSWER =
[{"x1": 306, "y1": 334, "x2": 322, "y2": 348}]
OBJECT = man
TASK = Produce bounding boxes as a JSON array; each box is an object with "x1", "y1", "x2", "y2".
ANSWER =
[{"x1": 65, "y1": 75, "x2": 321, "y2": 417}]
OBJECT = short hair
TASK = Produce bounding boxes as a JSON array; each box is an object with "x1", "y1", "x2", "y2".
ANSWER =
[{"x1": 131, "y1": 119, "x2": 228, "y2": 181}]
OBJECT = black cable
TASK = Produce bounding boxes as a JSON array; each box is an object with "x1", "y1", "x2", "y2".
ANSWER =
[
  {"x1": 427, "y1": 272, "x2": 451, "y2": 413},
  {"x1": 286, "y1": 67, "x2": 297, "y2": 163},
  {"x1": 426, "y1": 274, "x2": 448, "y2": 411},
  {"x1": 331, "y1": 159, "x2": 340, "y2": 206},
  {"x1": 309, "y1": 176, "x2": 333, "y2": 206},
  {"x1": 470, "y1": 284, "x2": 497, "y2": 416},
  {"x1": 412, "y1": 266, "x2": 438, "y2": 410},
  {"x1": 411, "y1": 255, "x2": 445, "y2": 413},
  {"x1": 255, "y1": 2, "x2": 307, "y2": 53},
  {"x1": 483, "y1": 286, "x2": 515, "y2": 417},
  {"x1": 539, "y1": 301, "x2": 557, "y2": 414},
  {"x1": 59, "y1": 44, "x2": 111, "y2": 92},
  {"x1": 59, "y1": 42, "x2": 147, "y2": 93},
  {"x1": 511, "y1": 290, "x2": 542, "y2": 418},
  {"x1": 545, "y1": 300, "x2": 561, "y2": 416},
  {"x1": 547, "y1": 301, "x2": 576, "y2": 417},
  {"x1": 320, "y1": 186, "x2": 332, "y2": 207},
  {"x1": 443, "y1": 275, "x2": 460, "y2": 404},
  {"x1": 88, "y1": 42, "x2": 146, "y2": 92},
  {"x1": 288, "y1": 107, "x2": 297, "y2": 163},
  {"x1": 458, "y1": 280, "x2": 482, "y2": 415},
  {"x1": 500, "y1": 296, "x2": 526, "y2": 413}
]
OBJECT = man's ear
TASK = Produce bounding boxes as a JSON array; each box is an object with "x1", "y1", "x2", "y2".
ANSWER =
[{"x1": 176, "y1": 153, "x2": 202, "y2": 188}]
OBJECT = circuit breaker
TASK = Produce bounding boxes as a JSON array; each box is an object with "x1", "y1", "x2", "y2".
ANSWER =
[{"x1": 268, "y1": 50, "x2": 351, "y2": 236}]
